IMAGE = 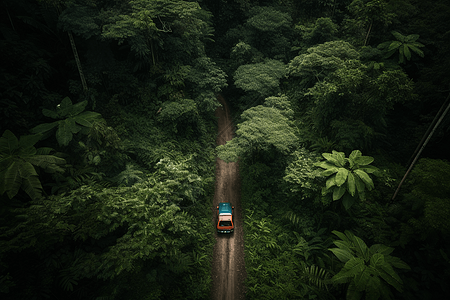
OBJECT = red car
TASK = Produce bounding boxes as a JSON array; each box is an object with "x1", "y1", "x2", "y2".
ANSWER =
[{"x1": 216, "y1": 202, "x2": 234, "y2": 233}]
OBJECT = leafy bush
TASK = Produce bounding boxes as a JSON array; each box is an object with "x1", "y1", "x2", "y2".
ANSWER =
[
  {"x1": 31, "y1": 97, "x2": 103, "y2": 147},
  {"x1": 315, "y1": 150, "x2": 380, "y2": 210},
  {"x1": 329, "y1": 230, "x2": 410, "y2": 300},
  {"x1": 0, "y1": 130, "x2": 65, "y2": 200}
]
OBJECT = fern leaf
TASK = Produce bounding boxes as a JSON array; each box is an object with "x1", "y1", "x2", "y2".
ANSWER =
[
  {"x1": 20, "y1": 170, "x2": 43, "y2": 200},
  {"x1": 301, "y1": 262, "x2": 331, "y2": 290}
]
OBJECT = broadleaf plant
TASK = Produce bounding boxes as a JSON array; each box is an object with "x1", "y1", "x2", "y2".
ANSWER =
[
  {"x1": 378, "y1": 31, "x2": 425, "y2": 64},
  {"x1": 329, "y1": 230, "x2": 410, "y2": 300},
  {"x1": 31, "y1": 97, "x2": 103, "y2": 146},
  {"x1": 0, "y1": 130, "x2": 66, "y2": 200},
  {"x1": 315, "y1": 150, "x2": 379, "y2": 209}
]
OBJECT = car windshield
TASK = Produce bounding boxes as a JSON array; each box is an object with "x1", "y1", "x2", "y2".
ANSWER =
[{"x1": 219, "y1": 221, "x2": 232, "y2": 227}]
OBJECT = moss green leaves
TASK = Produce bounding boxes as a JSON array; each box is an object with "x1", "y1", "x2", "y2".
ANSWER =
[
  {"x1": 31, "y1": 97, "x2": 103, "y2": 146},
  {"x1": 0, "y1": 130, "x2": 65, "y2": 200},
  {"x1": 315, "y1": 150, "x2": 379, "y2": 209},
  {"x1": 295, "y1": 17, "x2": 339, "y2": 46},
  {"x1": 234, "y1": 60, "x2": 286, "y2": 97},
  {"x1": 217, "y1": 104, "x2": 298, "y2": 163},
  {"x1": 287, "y1": 40, "x2": 359, "y2": 88},
  {"x1": 329, "y1": 230, "x2": 410, "y2": 300}
]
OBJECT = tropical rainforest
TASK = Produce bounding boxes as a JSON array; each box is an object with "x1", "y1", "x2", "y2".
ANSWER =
[{"x1": 1, "y1": 0, "x2": 450, "y2": 299}]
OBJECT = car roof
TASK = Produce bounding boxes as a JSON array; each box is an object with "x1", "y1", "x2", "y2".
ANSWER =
[{"x1": 218, "y1": 202, "x2": 232, "y2": 215}]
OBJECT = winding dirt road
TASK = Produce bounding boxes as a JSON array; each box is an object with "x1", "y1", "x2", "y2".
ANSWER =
[{"x1": 210, "y1": 95, "x2": 246, "y2": 300}]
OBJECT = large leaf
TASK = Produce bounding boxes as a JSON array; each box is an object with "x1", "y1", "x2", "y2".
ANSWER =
[
  {"x1": 347, "y1": 172, "x2": 356, "y2": 196},
  {"x1": 354, "y1": 174, "x2": 365, "y2": 196},
  {"x1": 349, "y1": 150, "x2": 362, "y2": 161},
  {"x1": 398, "y1": 46, "x2": 405, "y2": 64},
  {"x1": 0, "y1": 169, "x2": 6, "y2": 195},
  {"x1": 353, "y1": 235, "x2": 370, "y2": 261},
  {"x1": 333, "y1": 150, "x2": 346, "y2": 167},
  {"x1": 370, "y1": 244, "x2": 394, "y2": 256},
  {"x1": 18, "y1": 134, "x2": 41, "y2": 149},
  {"x1": 353, "y1": 266, "x2": 371, "y2": 292},
  {"x1": 405, "y1": 34, "x2": 420, "y2": 43},
  {"x1": 383, "y1": 255, "x2": 411, "y2": 270},
  {"x1": 369, "y1": 253, "x2": 385, "y2": 267},
  {"x1": 2, "y1": 161, "x2": 41, "y2": 199},
  {"x1": 0, "y1": 130, "x2": 19, "y2": 156},
  {"x1": 326, "y1": 175, "x2": 336, "y2": 189},
  {"x1": 315, "y1": 161, "x2": 338, "y2": 170},
  {"x1": 70, "y1": 100, "x2": 88, "y2": 117},
  {"x1": 388, "y1": 41, "x2": 402, "y2": 51},
  {"x1": 20, "y1": 167, "x2": 43, "y2": 200},
  {"x1": 377, "y1": 262, "x2": 403, "y2": 292},
  {"x1": 365, "y1": 276, "x2": 382, "y2": 300},
  {"x1": 28, "y1": 155, "x2": 66, "y2": 173},
  {"x1": 332, "y1": 257, "x2": 365, "y2": 283},
  {"x1": 322, "y1": 167, "x2": 339, "y2": 177},
  {"x1": 354, "y1": 169, "x2": 374, "y2": 190},
  {"x1": 359, "y1": 165, "x2": 378, "y2": 174},
  {"x1": 348, "y1": 150, "x2": 362, "y2": 168},
  {"x1": 353, "y1": 155, "x2": 374, "y2": 166},
  {"x1": 335, "y1": 168, "x2": 349, "y2": 186},
  {"x1": 408, "y1": 44, "x2": 424, "y2": 57},
  {"x1": 30, "y1": 121, "x2": 59, "y2": 135},
  {"x1": 56, "y1": 120, "x2": 74, "y2": 146},
  {"x1": 333, "y1": 184, "x2": 346, "y2": 200},
  {"x1": 333, "y1": 240, "x2": 352, "y2": 253},
  {"x1": 329, "y1": 248, "x2": 354, "y2": 263},
  {"x1": 403, "y1": 44, "x2": 411, "y2": 61},
  {"x1": 74, "y1": 111, "x2": 102, "y2": 127},
  {"x1": 332, "y1": 230, "x2": 352, "y2": 244},
  {"x1": 370, "y1": 254, "x2": 401, "y2": 289},
  {"x1": 4, "y1": 161, "x2": 22, "y2": 199},
  {"x1": 391, "y1": 31, "x2": 405, "y2": 43},
  {"x1": 42, "y1": 108, "x2": 59, "y2": 119},
  {"x1": 322, "y1": 152, "x2": 341, "y2": 167},
  {"x1": 17, "y1": 145, "x2": 37, "y2": 157},
  {"x1": 57, "y1": 97, "x2": 75, "y2": 118}
]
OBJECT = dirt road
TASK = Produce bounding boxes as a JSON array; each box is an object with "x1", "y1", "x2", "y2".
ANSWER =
[{"x1": 210, "y1": 95, "x2": 246, "y2": 300}]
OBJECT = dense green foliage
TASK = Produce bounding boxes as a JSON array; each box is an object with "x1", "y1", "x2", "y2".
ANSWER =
[
  {"x1": 210, "y1": 0, "x2": 450, "y2": 299},
  {"x1": 1, "y1": 0, "x2": 450, "y2": 299},
  {"x1": 329, "y1": 230, "x2": 410, "y2": 300},
  {"x1": 1, "y1": 0, "x2": 220, "y2": 299}
]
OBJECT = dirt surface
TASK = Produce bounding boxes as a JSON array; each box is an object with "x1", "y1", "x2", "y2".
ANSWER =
[{"x1": 210, "y1": 95, "x2": 247, "y2": 300}]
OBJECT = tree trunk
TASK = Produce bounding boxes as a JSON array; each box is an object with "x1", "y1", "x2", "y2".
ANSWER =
[
  {"x1": 391, "y1": 93, "x2": 450, "y2": 201},
  {"x1": 364, "y1": 21, "x2": 373, "y2": 46},
  {"x1": 67, "y1": 31, "x2": 88, "y2": 92}
]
